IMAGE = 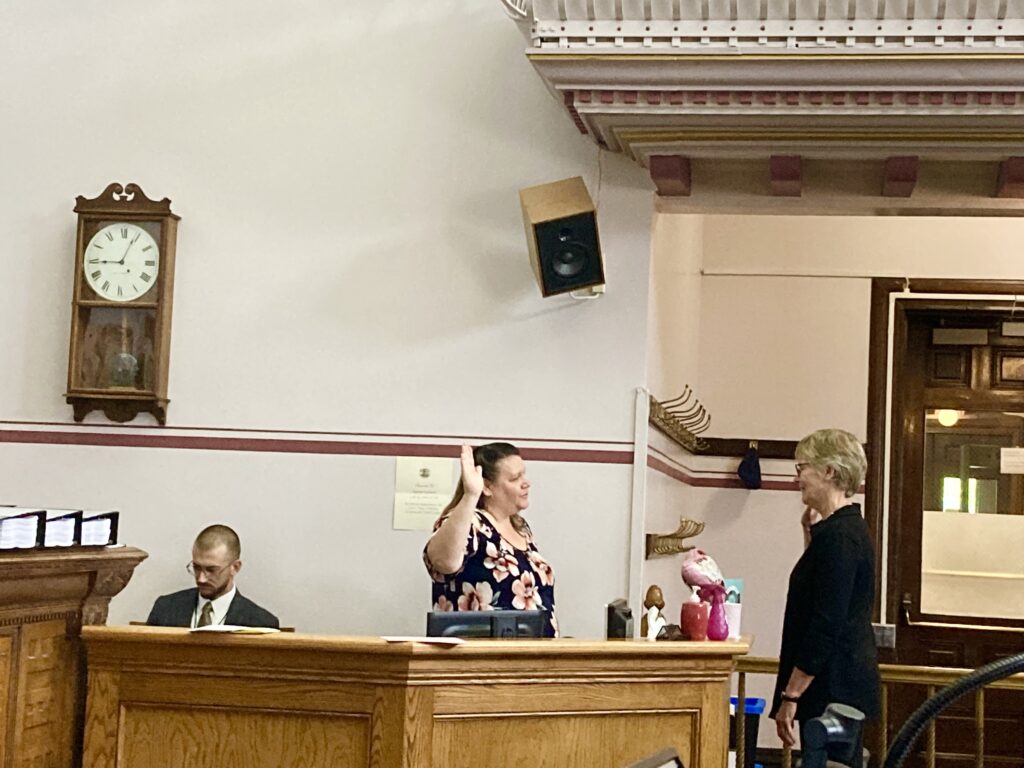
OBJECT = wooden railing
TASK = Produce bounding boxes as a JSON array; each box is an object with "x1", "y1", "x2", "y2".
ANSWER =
[{"x1": 734, "y1": 657, "x2": 1024, "y2": 768}]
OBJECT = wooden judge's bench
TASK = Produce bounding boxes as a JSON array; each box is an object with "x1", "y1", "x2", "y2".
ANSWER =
[{"x1": 81, "y1": 626, "x2": 749, "y2": 768}]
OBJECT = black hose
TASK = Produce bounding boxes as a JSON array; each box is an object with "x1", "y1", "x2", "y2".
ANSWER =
[{"x1": 883, "y1": 651, "x2": 1024, "y2": 768}]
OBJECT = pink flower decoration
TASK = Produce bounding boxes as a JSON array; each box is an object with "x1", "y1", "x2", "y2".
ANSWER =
[
  {"x1": 457, "y1": 581, "x2": 494, "y2": 611},
  {"x1": 434, "y1": 595, "x2": 454, "y2": 612},
  {"x1": 483, "y1": 541, "x2": 520, "y2": 583},
  {"x1": 472, "y1": 518, "x2": 493, "y2": 539},
  {"x1": 528, "y1": 550, "x2": 555, "y2": 586},
  {"x1": 511, "y1": 572, "x2": 544, "y2": 611}
]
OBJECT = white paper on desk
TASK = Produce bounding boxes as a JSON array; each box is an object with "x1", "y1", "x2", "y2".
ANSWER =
[
  {"x1": 189, "y1": 625, "x2": 280, "y2": 634},
  {"x1": 382, "y1": 636, "x2": 465, "y2": 646},
  {"x1": 392, "y1": 456, "x2": 455, "y2": 531}
]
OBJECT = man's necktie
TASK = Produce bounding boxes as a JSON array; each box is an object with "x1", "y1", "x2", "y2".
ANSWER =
[{"x1": 197, "y1": 601, "x2": 214, "y2": 627}]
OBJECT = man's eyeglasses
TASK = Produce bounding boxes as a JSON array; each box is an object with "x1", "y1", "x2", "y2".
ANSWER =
[
  {"x1": 795, "y1": 462, "x2": 813, "y2": 474},
  {"x1": 185, "y1": 561, "x2": 233, "y2": 578}
]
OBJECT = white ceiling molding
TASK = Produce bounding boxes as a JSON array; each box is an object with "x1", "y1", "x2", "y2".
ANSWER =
[
  {"x1": 508, "y1": 0, "x2": 1024, "y2": 211},
  {"x1": 526, "y1": 0, "x2": 1024, "y2": 50}
]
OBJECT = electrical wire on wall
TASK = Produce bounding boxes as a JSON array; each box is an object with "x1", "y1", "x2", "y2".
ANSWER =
[{"x1": 569, "y1": 145, "x2": 606, "y2": 301}]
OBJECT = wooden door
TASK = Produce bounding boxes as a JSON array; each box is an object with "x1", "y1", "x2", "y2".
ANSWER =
[{"x1": 888, "y1": 307, "x2": 1024, "y2": 768}]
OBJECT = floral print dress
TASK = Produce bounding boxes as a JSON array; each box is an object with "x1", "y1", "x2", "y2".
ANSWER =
[{"x1": 424, "y1": 509, "x2": 558, "y2": 637}]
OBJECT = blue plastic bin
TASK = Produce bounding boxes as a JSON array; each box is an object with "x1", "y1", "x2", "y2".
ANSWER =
[{"x1": 730, "y1": 696, "x2": 766, "y2": 715}]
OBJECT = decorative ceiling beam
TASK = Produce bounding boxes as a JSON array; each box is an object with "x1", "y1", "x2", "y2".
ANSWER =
[
  {"x1": 769, "y1": 156, "x2": 802, "y2": 197},
  {"x1": 649, "y1": 155, "x2": 691, "y2": 197},
  {"x1": 995, "y1": 157, "x2": 1024, "y2": 198},
  {"x1": 509, "y1": 2, "x2": 1024, "y2": 210},
  {"x1": 883, "y1": 156, "x2": 919, "y2": 197}
]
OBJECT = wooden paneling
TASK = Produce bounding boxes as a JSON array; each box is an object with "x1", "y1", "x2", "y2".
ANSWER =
[
  {"x1": 82, "y1": 627, "x2": 748, "y2": 768},
  {"x1": 81, "y1": 669, "x2": 119, "y2": 768},
  {"x1": 0, "y1": 548, "x2": 146, "y2": 768},
  {"x1": 120, "y1": 671, "x2": 376, "y2": 712},
  {"x1": 433, "y1": 710, "x2": 697, "y2": 768},
  {"x1": 0, "y1": 633, "x2": 12, "y2": 760},
  {"x1": 121, "y1": 705, "x2": 370, "y2": 768},
  {"x1": 434, "y1": 681, "x2": 706, "y2": 714},
  {"x1": 12, "y1": 619, "x2": 74, "y2": 768}
]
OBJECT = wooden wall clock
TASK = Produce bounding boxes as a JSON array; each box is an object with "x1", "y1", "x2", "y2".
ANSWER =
[{"x1": 66, "y1": 183, "x2": 179, "y2": 424}]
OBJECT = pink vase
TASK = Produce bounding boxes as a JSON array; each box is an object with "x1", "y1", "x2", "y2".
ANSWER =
[
  {"x1": 680, "y1": 601, "x2": 709, "y2": 641},
  {"x1": 706, "y1": 596, "x2": 729, "y2": 641}
]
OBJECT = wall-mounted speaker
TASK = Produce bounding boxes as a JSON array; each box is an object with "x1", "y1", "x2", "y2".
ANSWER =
[{"x1": 519, "y1": 176, "x2": 604, "y2": 297}]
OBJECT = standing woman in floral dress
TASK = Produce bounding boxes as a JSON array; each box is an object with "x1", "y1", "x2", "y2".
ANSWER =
[{"x1": 424, "y1": 442, "x2": 557, "y2": 637}]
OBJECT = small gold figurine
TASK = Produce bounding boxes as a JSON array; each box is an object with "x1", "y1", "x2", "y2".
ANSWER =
[{"x1": 641, "y1": 584, "x2": 667, "y2": 641}]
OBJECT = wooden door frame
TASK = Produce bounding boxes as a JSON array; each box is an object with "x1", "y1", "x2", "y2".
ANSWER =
[{"x1": 866, "y1": 277, "x2": 1024, "y2": 631}]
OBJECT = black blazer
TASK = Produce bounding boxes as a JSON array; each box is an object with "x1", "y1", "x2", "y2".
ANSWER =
[
  {"x1": 771, "y1": 504, "x2": 880, "y2": 721},
  {"x1": 146, "y1": 587, "x2": 279, "y2": 629}
]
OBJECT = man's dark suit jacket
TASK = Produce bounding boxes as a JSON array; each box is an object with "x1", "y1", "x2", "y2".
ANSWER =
[{"x1": 146, "y1": 587, "x2": 280, "y2": 629}]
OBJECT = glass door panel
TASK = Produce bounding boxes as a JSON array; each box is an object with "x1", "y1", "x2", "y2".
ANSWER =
[{"x1": 921, "y1": 409, "x2": 1024, "y2": 620}]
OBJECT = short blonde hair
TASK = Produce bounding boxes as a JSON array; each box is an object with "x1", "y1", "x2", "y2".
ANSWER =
[{"x1": 795, "y1": 429, "x2": 866, "y2": 497}]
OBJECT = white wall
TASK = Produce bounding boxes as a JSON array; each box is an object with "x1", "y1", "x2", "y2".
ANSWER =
[
  {"x1": 698, "y1": 275, "x2": 871, "y2": 439},
  {"x1": 697, "y1": 213, "x2": 1024, "y2": 439},
  {"x1": 702, "y1": 214, "x2": 1024, "y2": 278},
  {"x1": 0, "y1": 2, "x2": 654, "y2": 638},
  {"x1": 647, "y1": 213, "x2": 703, "y2": 400}
]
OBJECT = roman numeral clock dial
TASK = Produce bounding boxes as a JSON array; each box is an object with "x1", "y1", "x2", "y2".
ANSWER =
[{"x1": 84, "y1": 223, "x2": 159, "y2": 302}]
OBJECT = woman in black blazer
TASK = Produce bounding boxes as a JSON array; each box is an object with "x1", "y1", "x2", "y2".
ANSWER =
[{"x1": 771, "y1": 428, "x2": 881, "y2": 750}]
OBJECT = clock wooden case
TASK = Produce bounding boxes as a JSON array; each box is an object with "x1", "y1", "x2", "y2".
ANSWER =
[{"x1": 66, "y1": 183, "x2": 179, "y2": 424}]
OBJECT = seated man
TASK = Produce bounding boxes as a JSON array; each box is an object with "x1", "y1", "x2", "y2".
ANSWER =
[{"x1": 146, "y1": 524, "x2": 279, "y2": 628}]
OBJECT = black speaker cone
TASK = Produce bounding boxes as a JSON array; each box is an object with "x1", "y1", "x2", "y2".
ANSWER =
[
  {"x1": 552, "y1": 228, "x2": 587, "y2": 277},
  {"x1": 534, "y1": 212, "x2": 603, "y2": 295},
  {"x1": 553, "y1": 247, "x2": 587, "y2": 277}
]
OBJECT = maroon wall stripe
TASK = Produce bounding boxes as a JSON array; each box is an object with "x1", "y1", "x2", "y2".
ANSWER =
[
  {"x1": 0, "y1": 419, "x2": 631, "y2": 446},
  {"x1": 648, "y1": 444, "x2": 723, "y2": 475},
  {"x1": 0, "y1": 426, "x2": 811, "y2": 486},
  {"x1": 0, "y1": 429, "x2": 632, "y2": 465},
  {"x1": 647, "y1": 455, "x2": 799, "y2": 491}
]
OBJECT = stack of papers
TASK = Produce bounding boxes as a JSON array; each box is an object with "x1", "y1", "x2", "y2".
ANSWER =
[
  {"x1": 81, "y1": 511, "x2": 118, "y2": 546},
  {"x1": 43, "y1": 509, "x2": 83, "y2": 547},
  {"x1": 0, "y1": 508, "x2": 44, "y2": 550},
  {"x1": 0, "y1": 505, "x2": 119, "y2": 549}
]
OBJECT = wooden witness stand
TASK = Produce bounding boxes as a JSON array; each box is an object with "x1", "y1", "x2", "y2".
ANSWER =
[
  {"x1": 82, "y1": 627, "x2": 749, "y2": 768},
  {"x1": 0, "y1": 548, "x2": 147, "y2": 768}
]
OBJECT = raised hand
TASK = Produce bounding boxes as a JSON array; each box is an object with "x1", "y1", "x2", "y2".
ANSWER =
[
  {"x1": 459, "y1": 444, "x2": 484, "y2": 499},
  {"x1": 800, "y1": 505, "x2": 821, "y2": 549},
  {"x1": 801, "y1": 505, "x2": 822, "y2": 529}
]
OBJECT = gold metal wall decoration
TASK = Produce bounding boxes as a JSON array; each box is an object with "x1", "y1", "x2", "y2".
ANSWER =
[
  {"x1": 645, "y1": 517, "x2": 705, "y2": 559},
  {"x1": 649, "y1": 386, "x2": 711, "y2": 452}
]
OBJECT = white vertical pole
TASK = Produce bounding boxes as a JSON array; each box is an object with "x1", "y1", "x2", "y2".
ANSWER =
[{"x1": 628, "y1": 387, "x2": 651, "y2": 637}]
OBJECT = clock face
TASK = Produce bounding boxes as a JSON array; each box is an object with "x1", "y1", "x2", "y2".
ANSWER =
[{"x1": 84, "y1": 222, "x2": 160, "y2": 302}]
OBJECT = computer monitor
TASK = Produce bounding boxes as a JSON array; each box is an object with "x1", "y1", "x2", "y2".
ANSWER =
[
  {"x1": 606, "y1": 598, "x2": 634, "y2": 639},
  {"x1": 426, "y1": 610, "x2": 545, "y2": 638}
]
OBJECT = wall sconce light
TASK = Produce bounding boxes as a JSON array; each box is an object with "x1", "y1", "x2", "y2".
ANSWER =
[{"x1": 936, "y1": 409, "x2": 962, "y2": 427}]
